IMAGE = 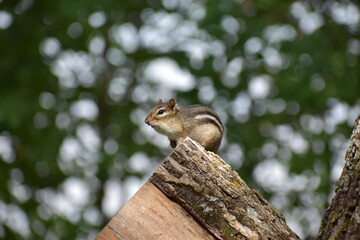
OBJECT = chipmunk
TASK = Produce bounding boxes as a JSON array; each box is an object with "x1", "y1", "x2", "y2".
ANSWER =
[{"x1": 145, "y1": 98, "x2": 223, "y2": 153}]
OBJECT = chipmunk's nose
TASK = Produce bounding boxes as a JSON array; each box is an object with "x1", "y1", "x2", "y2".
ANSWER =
[{"x1": 145, "y1": 117, "x2": 149, "y2": 125}]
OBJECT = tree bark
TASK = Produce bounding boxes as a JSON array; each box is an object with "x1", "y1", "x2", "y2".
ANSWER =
[
  {"x1": 318, "y1": 114, "x2": 360, "y2": 239},
  {"x1": 150, "y1": 137, "x2": 299, "y2": 240}
]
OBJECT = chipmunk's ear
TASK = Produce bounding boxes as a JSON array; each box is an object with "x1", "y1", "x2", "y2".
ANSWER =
[
  {"x1": 157, "y1": 99, "x2": 163, "y2": 104},
  {"x1": 167, "y1": 98, "x2": 176, "y2": 110}
]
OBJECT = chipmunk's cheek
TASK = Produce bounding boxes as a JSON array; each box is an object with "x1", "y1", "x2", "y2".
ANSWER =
[
  {"x1": 153, "y1": 125, "x2": 165, "y2": 133},
  {"x1": 150, "y1": 124, "x2": 158, "y2": 130}
]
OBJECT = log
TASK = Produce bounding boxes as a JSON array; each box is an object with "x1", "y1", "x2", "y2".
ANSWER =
[
  {"x1": 317, "y1": 114, "x2": 360, "y2": 239},
  {"x1": 96, "y1": 137, "x2": 299, "y2": 240}
]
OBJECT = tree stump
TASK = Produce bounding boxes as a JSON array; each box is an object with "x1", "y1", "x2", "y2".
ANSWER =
[{"x1": 95, "y1": 137, "x2": 299, "y2": 240}]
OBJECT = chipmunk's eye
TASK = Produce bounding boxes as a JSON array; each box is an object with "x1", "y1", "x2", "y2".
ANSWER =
[{"x1": 157, "y1": 109, "x2": 165, "y2": 115}]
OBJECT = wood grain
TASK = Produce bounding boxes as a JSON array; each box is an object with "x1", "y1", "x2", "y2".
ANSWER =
[{"x1": 95, "y1": 181, "x2": 216, "y2": 240}]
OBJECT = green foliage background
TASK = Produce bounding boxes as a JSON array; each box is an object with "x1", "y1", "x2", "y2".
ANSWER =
[{"x1": 0, "y1": 0, "x2": 359, "y2": 239}]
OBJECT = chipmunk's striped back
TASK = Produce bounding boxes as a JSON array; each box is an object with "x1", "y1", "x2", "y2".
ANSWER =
[{"x1": 182, "y1": 105, "x2": 224, "y2": 135}]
